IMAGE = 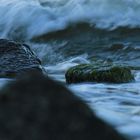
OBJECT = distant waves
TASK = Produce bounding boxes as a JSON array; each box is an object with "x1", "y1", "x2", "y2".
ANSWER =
[{"x1": 0, "y1": 0, "x2": 140, "y2": 40}]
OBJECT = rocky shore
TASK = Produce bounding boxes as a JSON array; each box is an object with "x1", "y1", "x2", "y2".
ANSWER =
[
  {"x1": 0, "y1": 71, "x2": 128, "y2": 140},
  {"x1": 0, "y1": 39, "x2": 128, "y2": 140}
]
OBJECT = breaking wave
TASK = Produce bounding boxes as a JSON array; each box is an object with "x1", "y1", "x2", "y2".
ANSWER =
[{"x1": 0, "y1": 0, "x2": 140, "y2": 40}]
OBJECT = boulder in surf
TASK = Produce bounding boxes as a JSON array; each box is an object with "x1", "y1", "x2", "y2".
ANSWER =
[
  {"x1": 0, "y1": 71, "x2": 127, "y2": 140},
  {"x1": 0, "y1": 39, "x2": 43, "y2": 78},
  {"x1": 65, "y1": 64, "x2": 134, "y2": 84}
]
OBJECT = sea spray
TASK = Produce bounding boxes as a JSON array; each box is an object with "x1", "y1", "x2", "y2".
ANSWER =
[{"x1": 1, "y1": 0, "x2": 140, "y2": 40}]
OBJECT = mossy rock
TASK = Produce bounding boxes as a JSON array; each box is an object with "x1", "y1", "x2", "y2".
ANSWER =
[{"x1": 65, "y1": 64, "x2": 134, "y2": 84}]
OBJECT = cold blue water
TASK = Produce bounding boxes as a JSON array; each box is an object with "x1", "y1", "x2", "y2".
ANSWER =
[{"x1": 0, "y1": 0, "x2": 140, "y2": 139}]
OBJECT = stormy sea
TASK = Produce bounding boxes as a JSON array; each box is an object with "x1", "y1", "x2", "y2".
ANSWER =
[{"x1": 0, "y1": 0, "x2": 140, "y2": 139}]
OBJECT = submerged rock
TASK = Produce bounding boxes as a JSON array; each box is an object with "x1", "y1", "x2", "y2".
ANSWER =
[
  {"x1": 0, "y1": 39, "x2": 43, "y2": 78},
  {"x1": 65, "y1": 64, "x2": 134, "y2": 84},
  {"x1": 0, "y1": 72, "x2": 127, "y2": 140}
]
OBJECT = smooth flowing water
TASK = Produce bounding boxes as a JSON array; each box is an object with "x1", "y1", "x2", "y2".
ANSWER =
[{"x1": 0, "y1": 0, "x2": 140, "y2": 139}]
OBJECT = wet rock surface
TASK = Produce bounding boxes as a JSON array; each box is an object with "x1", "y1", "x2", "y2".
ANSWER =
[
  {"x1": 0, "y1": 39, "x2": 42, "y2": 78},
  {"x1": 0, "y1": 72, "x2": 127, "y2": 140},
  {"x1": 65, "y1": 64, "x2": 134, "y2": 84}
]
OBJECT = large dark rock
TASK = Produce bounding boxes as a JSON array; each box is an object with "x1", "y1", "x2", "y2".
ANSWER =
[
  {"x1": 0, "y1": 72, "x2": 127, "y2": 140},
  {"x1": 65, "y1": 64, "x2": 134, "y2": 84},
  {"x1": 0, "y1": 39, "x2": 43, "y2": 78}
]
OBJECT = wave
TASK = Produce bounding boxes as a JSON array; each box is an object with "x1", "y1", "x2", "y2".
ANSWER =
[
  {"x1": 0, "y1": 0, "x2": 140, "y2": 40},
  {"x1": 31, "y1": 23, "x2": 140, "y2": 43}
]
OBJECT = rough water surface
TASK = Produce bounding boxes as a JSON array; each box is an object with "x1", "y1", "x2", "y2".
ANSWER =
[{"x1": 0, "y1": 0, "x2": 140, "y2": 139}]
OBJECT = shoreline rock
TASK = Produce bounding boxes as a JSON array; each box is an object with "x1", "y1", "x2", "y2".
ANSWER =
[
  {"x1": 65, "y1": 64, "x2": 134, "y2": 84},
  {"x1": 0, "y1": 72, "x2": 127, "y2": 140},
  {"x1": 0, "y1": 39, "x2": 43, "y2": 78}
]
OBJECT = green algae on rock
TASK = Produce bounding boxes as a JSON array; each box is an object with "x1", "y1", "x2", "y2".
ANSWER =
[{"x1": 65, "y1": 64, "x2": 134, "y2": 84}]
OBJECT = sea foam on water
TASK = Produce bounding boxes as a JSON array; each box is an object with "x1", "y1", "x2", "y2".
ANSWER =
[{"x1": 0, "y1": 0, "x2": 140, "y2": 40}]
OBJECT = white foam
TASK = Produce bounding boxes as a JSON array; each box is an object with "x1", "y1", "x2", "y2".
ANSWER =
[{"x1": 0, "y1": 0, "x2": 140, "y2": 40}]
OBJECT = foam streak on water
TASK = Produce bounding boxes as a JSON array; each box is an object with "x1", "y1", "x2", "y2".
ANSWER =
[
  {"x1": 42, "y1": 54, "x2": 140, "y2": 140},
  {"x1": 69, "y1": 71, "x2": 140, "y2": 139},
  {"x1": 1, "y1": 0, "x2": 140, "y2": 39}
]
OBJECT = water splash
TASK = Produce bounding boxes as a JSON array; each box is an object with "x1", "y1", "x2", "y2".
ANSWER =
[{"x1": 1, "y1": 0, "x2": 140, "y2": 40}]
